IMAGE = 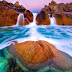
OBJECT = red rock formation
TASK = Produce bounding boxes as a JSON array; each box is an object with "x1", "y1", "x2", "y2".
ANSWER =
[
  {"x1": 7, "y1": 40, "x2": 72, "y2": 70},
  {"x1": 24, "y1": 10, "x2": 33, "y2": 22},
  {"x1": 0, "y1": 1, "x2": 32, "y2": 26},
  {"x1": 36, "y1": 11, "x2": 50, "y2": 25},
  {"x1": 0, "y1": 6, "x2": 19, "y2": 27},
  {"x1": 24, "y1": 18, "x2": 29, "y2": 25},
  {"x1": 54, "y1": 13, "x2": 72, "y2": 25}
]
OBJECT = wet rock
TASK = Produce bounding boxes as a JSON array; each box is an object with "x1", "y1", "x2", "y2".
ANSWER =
[
  {"x1": 7, "y1": 40, "x2": 72, "y2": 71},
  {"x1": 24, "y1": 18, "x2": 29, "y2": 25},
  {"x1": 54, "y1": 13, "x2": 72, "y2": 25},
  {"x1": 36, "y1": 11, "x2": 50, "y2": 25},
  {"x1": 14, "y1": 7, "x2": 26, "y2": 13},
  {"x1": 24, "y1": 10, "x2": 33, "y2": 22},
  {"x1": 16, "y1": 13, "x2": 29, "y2": 26},
  {"x1": 13, "y1": 3, "x2": 26, "y2": 13},
  {"x1": 0, "y1": 0, "x2": 31, "y2": 26},
  {"x1": 0, "y1": 6, "x2": 19, "y2": 27},
  {"x1": 7, "y1": 40, "x2": 56, "y2": 70},
  {"x1": 42, "y1": 5, "x2": 52, "y2": 14}
]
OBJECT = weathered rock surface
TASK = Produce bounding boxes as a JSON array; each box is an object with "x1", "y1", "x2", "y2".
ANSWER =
[
  {"x1": 37, "y1": 0, "x2": 72, "y2": 25},
  {"x1": 53, "y1": 6, "x2": 64, "y2": 13},
  {"x1": 54, "y1": 13, "x2": 72, "y2": 25},
  {"x1": 0, "y1": 0, "x2": 33, "y2": 26},
  {"x1": 16, "y1": 14, "x2": 29, "y2": 26},
  {"x1": 0, "y1": 6, "x2": 19, "y2": 26},
  {"x1": 24, "y1": 10, "x2": 33, "y2": 22},
  {"x1": 36, "y1": 11, "x2": 50, "y2": 25},
  {"x1": 7, "y1": 40, "x2": 72, "y2": 71}
]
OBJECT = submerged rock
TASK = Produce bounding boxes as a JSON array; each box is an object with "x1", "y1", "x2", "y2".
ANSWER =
[
  {"x1": 0, "y1": 57, "x2": 8, "y2": 72},
  {"x1": 7, "y1": 40, "x2": 72, "y2": 71},
  {"x1": 36, "y1": 11, "x2": 50, "y2": 25}
]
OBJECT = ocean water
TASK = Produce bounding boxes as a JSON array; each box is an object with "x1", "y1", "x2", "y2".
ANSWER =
[{"x1": 0, "y1": 13, "x2": 72, "y2": 72}]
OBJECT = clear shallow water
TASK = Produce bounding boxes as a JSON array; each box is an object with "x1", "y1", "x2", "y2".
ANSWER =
[{"x1": 0, "y1": 13, "x2": 72, "y2": 72}]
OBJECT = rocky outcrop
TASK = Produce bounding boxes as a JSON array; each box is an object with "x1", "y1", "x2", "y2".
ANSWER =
[
  {"x1": 0, "y1": 6, "x2": 19, "y2": 26},
  {"x1": 37, "y1": 0, "x2": 72, "y2": 25},
  {"x1": 54, "y1": 13, "x2": 72, "y2": 25},
  {"x1": 49, "y1": 0, "x2": 57, "y2": 12},
  {"x1": 7, "y1": 40, "x2": 72, "y2": 71},
  {"x1": 48, "y1": 0, "x2": 72, "y2": 13},
  {"x1": 24, "y1": 10, "x2": 33, "y2": 22},
  {"x1": 0, "y1": 0, "x2": 33, "y2": 26},
  {"x1": 36, "y1": 11, "x2": 50, "y2": 25}
]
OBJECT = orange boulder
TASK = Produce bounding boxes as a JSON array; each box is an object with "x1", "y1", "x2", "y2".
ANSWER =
[
  {"x1": 54, "y1": 13, "x2": 72, "y2": 25},
  {"x1": 7, "y1": 40, "x2": 72, "y2": 70},
  {"x1": 36, "y1": 11, "x2": 50, "y2": 25},
  {"x1": 7, "y1": 40, "x2": 57, "y2": 69},
  {"x1": 24, "y1": 10, "x2": 33, "y2": 22},
  {"x1": 0, "y1": 6, "x2": 19, "y2": 27}
]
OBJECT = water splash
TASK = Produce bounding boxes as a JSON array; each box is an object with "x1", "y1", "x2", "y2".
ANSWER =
[
  {"x1": 49, "y1": 14, "x2": 57, "y2": 26},
  {"x1": 16, "y1": 13, "x2": 24, "y2": 26}
]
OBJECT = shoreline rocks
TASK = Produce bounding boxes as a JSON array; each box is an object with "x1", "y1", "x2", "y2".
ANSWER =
[
  {"x1": 36, "y1": 0, "x2": 72, "y2": 25},
  {"x1": 0, "y1": 0, "x2": 33, "y2": 27},
  {"x1": 7, "y1": 40, "x2": 72, "y2": 71},
  {"x1": 54, "y1": 12, "x2": 72, "y2": 25},
  {"x1": 36, "y1": 11, "x2": 50, "y2": 25},
  {"x1": 0, "y1": 6, "x2": 19, "y2": 26},
  {"x1": 24, "y1": 10, "x2": 33, "y2": 22}
]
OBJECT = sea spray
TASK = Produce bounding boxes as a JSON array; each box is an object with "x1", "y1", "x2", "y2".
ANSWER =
[
  {"x1": 16, "y1": 13, "x2": 24, "y2": 26},
  {"x1": 49, "y1": 14, "x2": 57, "y2": 26}
]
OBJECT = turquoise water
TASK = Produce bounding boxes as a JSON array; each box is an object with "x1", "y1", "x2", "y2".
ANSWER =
[{"x1": 0, "y1": 26, "x2": 72, "y2": 72}]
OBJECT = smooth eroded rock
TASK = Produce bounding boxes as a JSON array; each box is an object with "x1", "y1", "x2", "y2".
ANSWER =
[
  {"x1": 54, "y1": 13, "x2": 72, "y2": 25},
  {"x1": 36, "y1": 11, "x2": 50, "y2": 25},
  {"x1": 0, "y1": 6, "x2": 19, "y2": 27},
  {"x1": 24, "y1": 10, "x2": 33, "y2": 22},
  {"x1": 7, "y1": 40, "x2": 72, "y2": 70}
]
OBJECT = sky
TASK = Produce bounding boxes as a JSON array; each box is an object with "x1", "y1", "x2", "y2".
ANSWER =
[{"x1": 0, "y1": 0, "x2": 72, "y2": 12}]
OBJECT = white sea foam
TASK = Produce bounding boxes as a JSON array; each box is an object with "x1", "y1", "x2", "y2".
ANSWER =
[{"x1": 49, "y1": 15, "x2": 57, "y2": 26}]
